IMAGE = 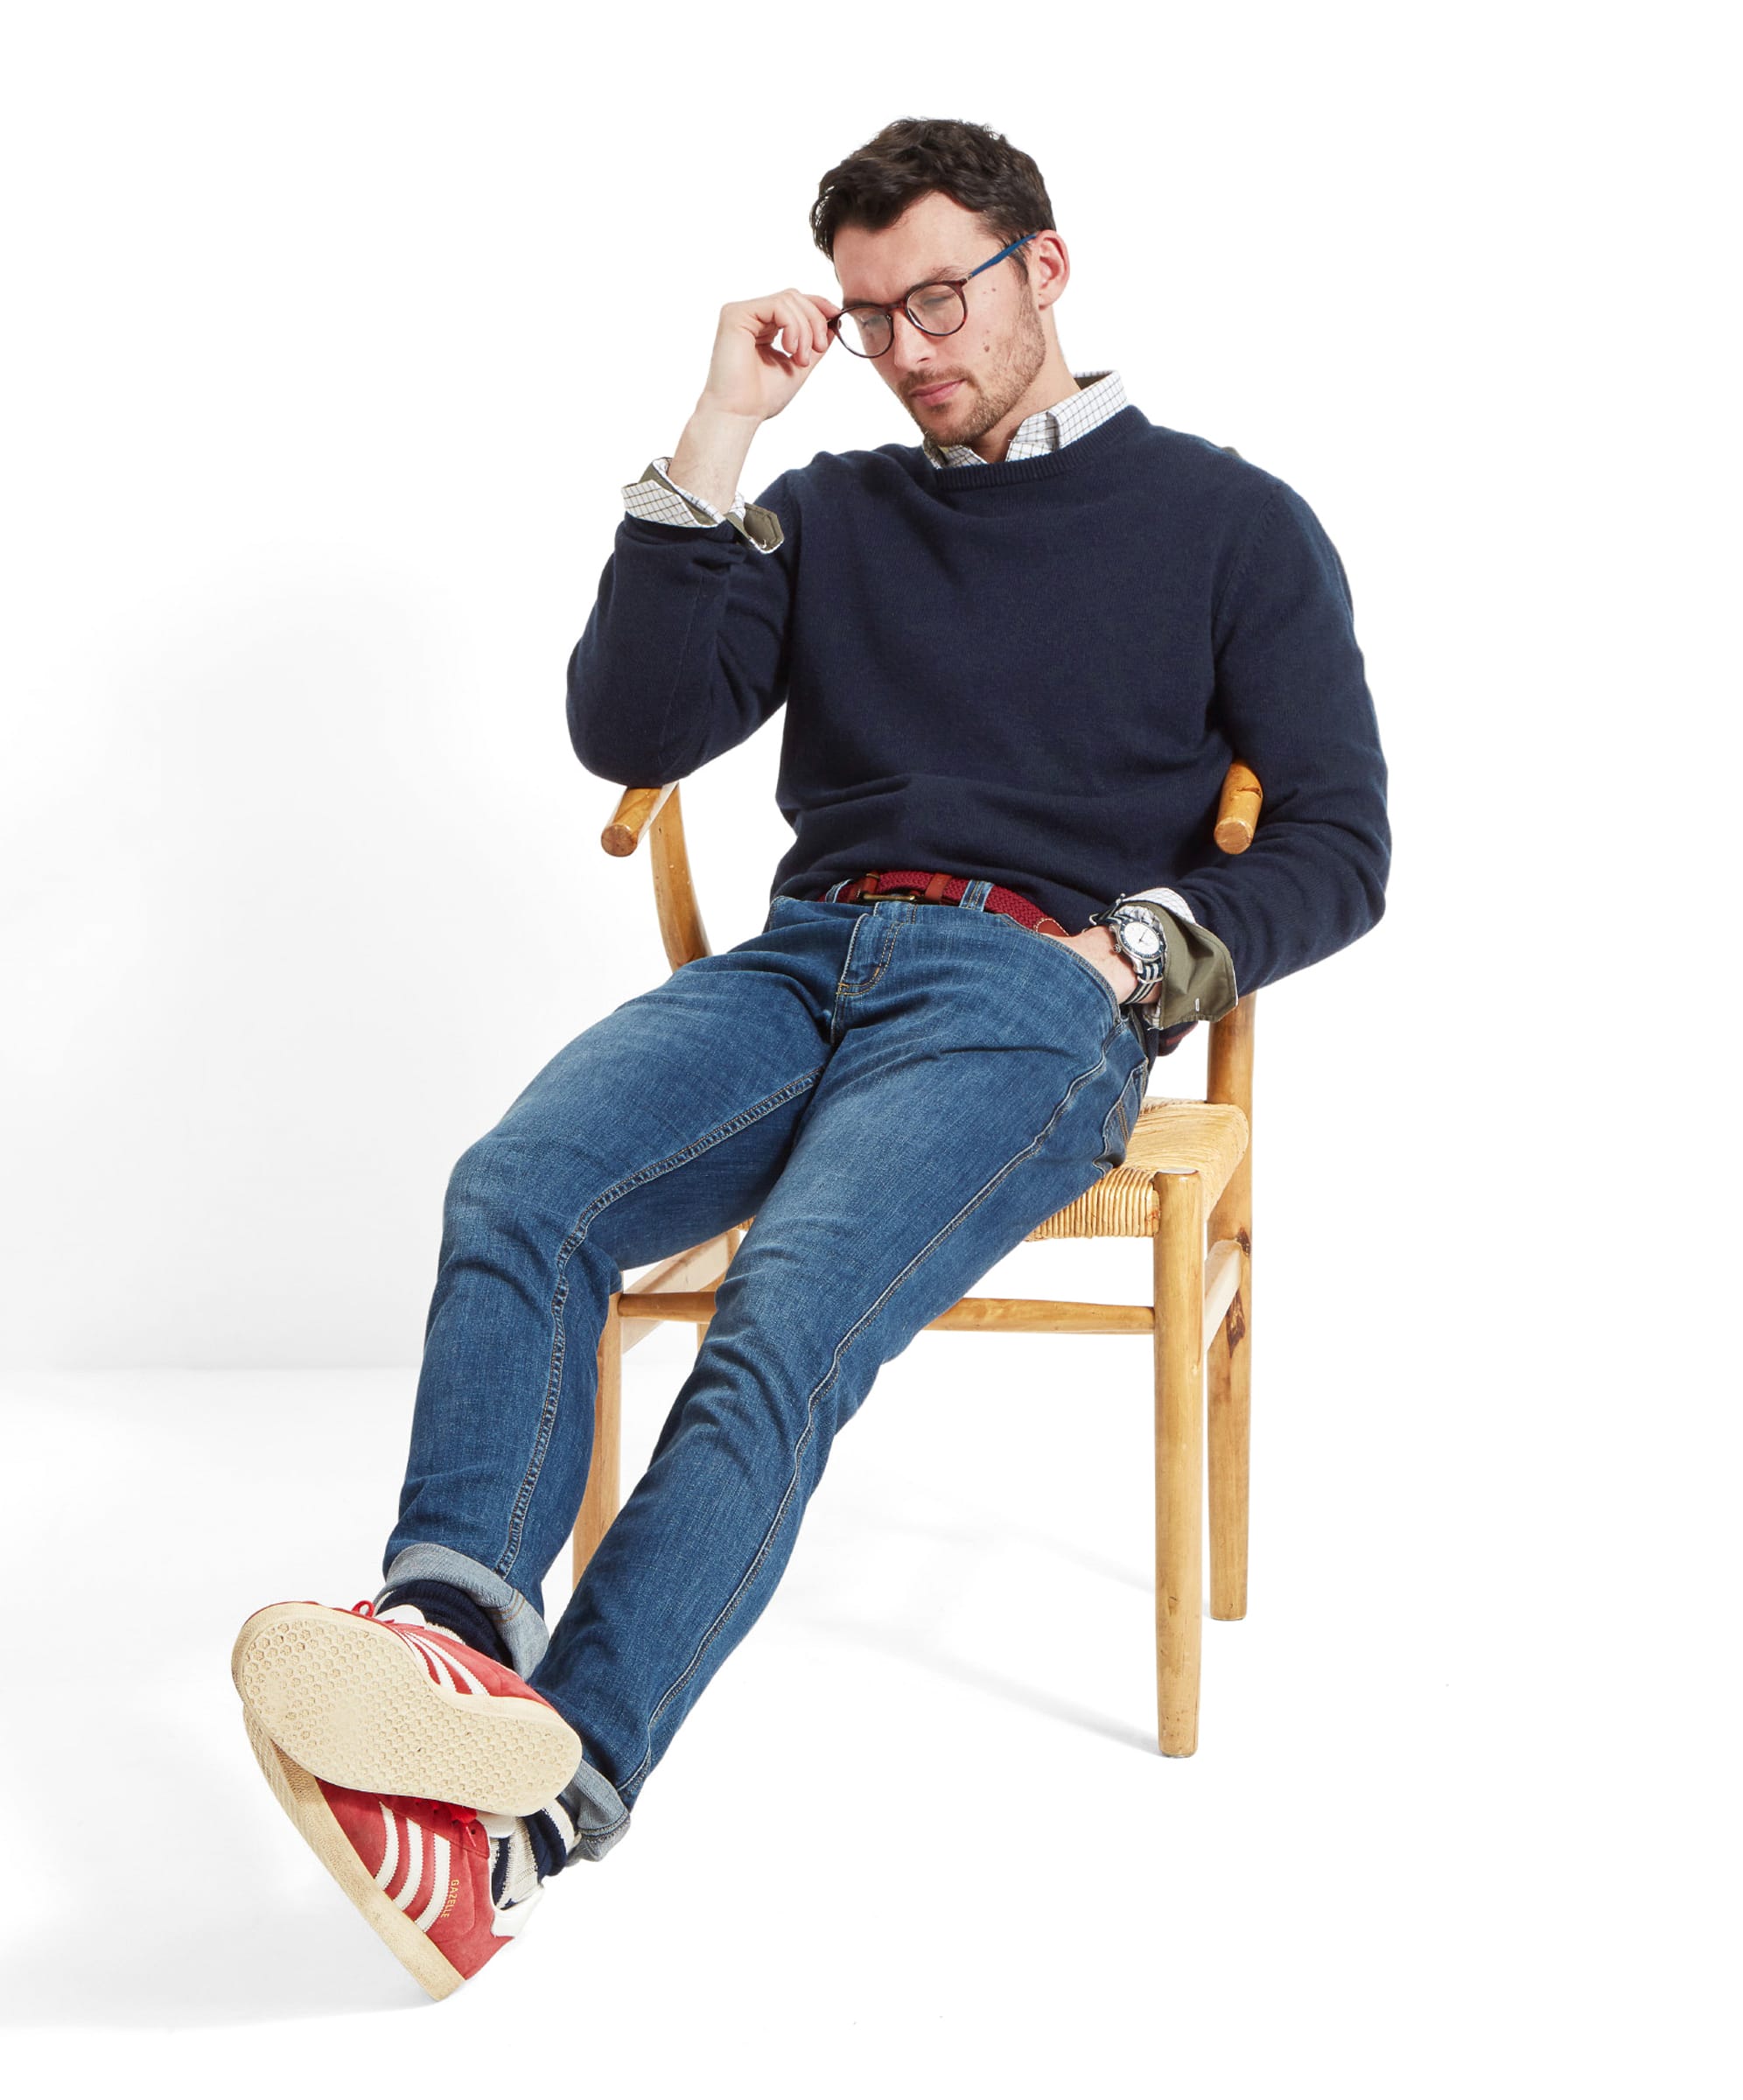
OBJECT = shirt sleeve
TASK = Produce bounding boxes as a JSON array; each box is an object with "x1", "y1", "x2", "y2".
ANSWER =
[
  {"x1": 621, "y1": 457, "x2": 784, "y2": 555},
  {"x1": 1123, "y1": 884, "x2": 1197, "y2": 925}
]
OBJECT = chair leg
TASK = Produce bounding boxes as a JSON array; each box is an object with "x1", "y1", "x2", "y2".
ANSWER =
[
  {"x1": 1207, "y1": 1234, "x2": 1250, "y2": 1621},
  {"x1": 1207, "y1": 997, "x2": 1254, "y2": 1620},
  {"x1": 571, "y1": 1292, "x2": 623, "y2": 1588},
  {"x1": 1154, "y1": 1170, "x2": 1205, "y2": 1756},
  {"x1": 693, "y1": 1222, "x2": 742, "y2": 1351}
]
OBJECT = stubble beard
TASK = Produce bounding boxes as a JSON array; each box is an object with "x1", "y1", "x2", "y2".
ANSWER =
[{"x1": 907, "y1": 297, "x2": 1050, "y2": 452}]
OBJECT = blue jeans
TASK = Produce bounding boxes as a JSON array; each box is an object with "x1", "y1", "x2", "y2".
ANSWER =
[{"x1": 374, "y1": 886, "x2": 1152, "y2": 1856}]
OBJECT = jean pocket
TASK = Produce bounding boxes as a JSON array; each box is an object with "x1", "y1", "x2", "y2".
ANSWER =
[{"x1": 1000, "y1": 917, "x2": 1125, "y2": 1025}]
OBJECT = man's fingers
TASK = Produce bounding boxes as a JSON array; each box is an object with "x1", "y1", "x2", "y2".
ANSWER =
[
  {"x1": 783, "y1": 294, "x2": 816, "y2": 367},
  {"x1": 778, "y1": 289, "x2": 838, "y2": 363},
  {"x1": 732, "y1": 288, "x2": 841, "y2": 377},
  {"x1": 767, "y1": 301, "x2": 803, "y2": 368},
  {"x1": 796, "y1": 294, "x2": 825, "y2": 362}
]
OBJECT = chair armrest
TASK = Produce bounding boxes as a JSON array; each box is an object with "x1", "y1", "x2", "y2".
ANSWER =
[
  {"x1": 598, "y1": 780, "x2": 710, "y2": 970},
  {"x1": 601, "y1": 783, "x2": 678, "y2": 858},
  {"x1": 596, "y1": 759, "x2": 1263, "y2": 977},
  {"x1": 1214, "y1": 761, "x2": 1263, "y2": 855}
]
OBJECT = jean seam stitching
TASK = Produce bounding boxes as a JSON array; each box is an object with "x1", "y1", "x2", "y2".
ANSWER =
[
  {"x1": 830, "y1": 907, "x2": 867, "y2": 1013},
  {"x1": 1102, "y1": 1058, "x2": 1145, "y2": 1159},
  {"x1": 835, "y1": 910, "x2": 903, "y2": 998},
  {"x1": 616, "y1": 1026, "x2": 1121, "y2": 1797},
  {"x1": 494, "y1": 1061, "x2": 827, "y2": 1580}
]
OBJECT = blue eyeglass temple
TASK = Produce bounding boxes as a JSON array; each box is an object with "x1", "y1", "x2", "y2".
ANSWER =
[{"x1": 971, "y1": 231, "x2": 1040, "y2": 276}]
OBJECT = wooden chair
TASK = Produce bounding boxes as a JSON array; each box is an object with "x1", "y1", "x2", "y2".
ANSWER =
[{"x1": 567, "y1": 761, "x2": 1262, "y2": 1756}]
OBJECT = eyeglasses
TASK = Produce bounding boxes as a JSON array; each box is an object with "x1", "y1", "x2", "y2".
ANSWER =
[{"x1": 826, "y1": 232, "x2": 1040, "y2": 359}]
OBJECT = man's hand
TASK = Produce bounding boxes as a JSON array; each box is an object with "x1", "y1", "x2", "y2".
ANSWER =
[
  {"x1": 698, "y1": 289, "x2": 844, "y2": 425},
  {"x1": 664, "y1": 290, "x2": 843, "y2": 515},
  {"x1": 1041, "y1": 925, "x2": 1150, "y2": 1004}
]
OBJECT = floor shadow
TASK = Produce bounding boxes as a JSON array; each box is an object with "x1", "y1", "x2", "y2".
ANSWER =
[
  {"x1": 2, "y1": 1887, "x2": 429, "y2": 2028},
  {"x1": 795, "y1": 1611, "x2": 1160, "y2": 1759},
  {"x1": 1, "y1": 1671, "x2": 431, "y2": 2028}
]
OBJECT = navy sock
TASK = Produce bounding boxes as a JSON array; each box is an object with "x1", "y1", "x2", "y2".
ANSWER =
[
  {"x1": 376, "y1": 1578, "x2": 513, "y2": 1670},
  {"x1": 524, "y1": 1806, "x2": 572, "y2": 1880},
  {"x1": 487, "y1": 1803, "x2": 572, "y2": 1908},
  {"x1": 523, "y1": 1766, "x2": 599, "y2": 1880}
]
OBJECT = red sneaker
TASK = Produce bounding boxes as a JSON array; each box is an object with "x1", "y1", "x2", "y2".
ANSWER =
[
  {"x1": 231, "y1": 1597, "x2": 582, "y2": 1816},
  {"x1": 242, "y1": 1706, "x2": 539, "y2": 2000}
]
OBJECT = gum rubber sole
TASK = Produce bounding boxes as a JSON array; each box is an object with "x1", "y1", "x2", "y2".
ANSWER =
[
  {"x1": 242, "y1": 1705, "x2": 466, "y2": 2002},
  {"x1": 231, "y1": 1602, "x2": 583, "y2": 1816}
]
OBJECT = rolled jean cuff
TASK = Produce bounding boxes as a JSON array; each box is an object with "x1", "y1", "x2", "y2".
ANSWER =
[
  {"x1": 559, "y1": 1756, "x2": 634, "y2": 1863},
  {"x1": 374, "y1": 1543, "x2": 550, "y2": 1680}
]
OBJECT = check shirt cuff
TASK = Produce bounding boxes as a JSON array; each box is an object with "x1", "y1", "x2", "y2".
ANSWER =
[
  {"x1": 621, "y1": 457, "x2": 785, "y2": 553},
  {"x1": 1113, "y1": 888, "x2": 1240, "y2": 1059}
]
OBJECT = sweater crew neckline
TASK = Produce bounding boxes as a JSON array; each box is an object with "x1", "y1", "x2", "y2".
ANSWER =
[{"x1": 903, "y1": 402, "x2": 1149, "y2": 491}]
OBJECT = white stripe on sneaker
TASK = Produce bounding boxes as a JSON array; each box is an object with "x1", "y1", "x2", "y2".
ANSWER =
[
  {"x1": 403, "y1": 1628, "x2": 491, "y2": 1697},
  {"x1": 415, "y1": 1834, "x2": 452, "y2": 1929},
  {"x1": 405, "y1": 1634, "x2": 458, "y2": 1692},
  {"x1": 393, "y1": 1816, "x2": 424, "y2": 1912},
  {"x1": 373, "y1": 1802, "x2": 400, "y2": 1891}
]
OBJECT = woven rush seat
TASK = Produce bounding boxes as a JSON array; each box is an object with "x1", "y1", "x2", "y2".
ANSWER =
[{"x1": 1026, "y1": 1097, "x2": 1251, "y2": 1240}]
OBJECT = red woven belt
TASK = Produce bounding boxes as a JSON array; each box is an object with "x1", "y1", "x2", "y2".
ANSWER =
[{"x1": 816, "y1": 868, "x2": 1069, "y2": 937}]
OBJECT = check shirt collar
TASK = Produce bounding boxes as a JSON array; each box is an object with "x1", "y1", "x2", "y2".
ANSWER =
[{"x1": 920, "y1": 369, "x2": 1127, "y2": 468}]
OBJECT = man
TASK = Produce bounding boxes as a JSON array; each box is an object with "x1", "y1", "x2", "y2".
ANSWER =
[{"x1": 231, "y1": 116, "x2": 1390, "y2": 1999}]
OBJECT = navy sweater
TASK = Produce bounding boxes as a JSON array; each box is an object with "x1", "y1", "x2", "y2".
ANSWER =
[{"x1": 567, "y1": 402, "x2": 1389, "y2": 998}]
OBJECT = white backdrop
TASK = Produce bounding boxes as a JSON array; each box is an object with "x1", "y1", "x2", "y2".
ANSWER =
[
  {"x1": 3, "y1": 1, "x2": 1734, "y2": 2089},
  {"x1": 12, "y1": 0, "x2": 1728, "y2": 1373}
]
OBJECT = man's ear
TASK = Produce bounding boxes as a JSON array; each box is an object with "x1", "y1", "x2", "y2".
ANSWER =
[{"x1": 1032, "y1": 231, "x2": 1070, "y2": 309}]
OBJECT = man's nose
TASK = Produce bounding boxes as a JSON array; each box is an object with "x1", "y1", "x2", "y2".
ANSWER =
[{"x1": 887, "y1": 314, "x2": 940, "y2": 378}]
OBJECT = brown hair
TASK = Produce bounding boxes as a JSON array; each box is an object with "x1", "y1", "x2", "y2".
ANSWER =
[{"x1": 809, "y1": 117, "x2": 1056, "y2": 281}]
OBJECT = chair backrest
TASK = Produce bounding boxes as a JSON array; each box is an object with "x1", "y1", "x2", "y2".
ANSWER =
[{"x1": 598, "y1": 760, "x2": 1262, "y2": 1123}]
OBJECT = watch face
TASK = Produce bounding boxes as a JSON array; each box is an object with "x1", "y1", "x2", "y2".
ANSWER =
[{"x1": 1121, "y1": 916, "x2": 1164, "y2": 958}]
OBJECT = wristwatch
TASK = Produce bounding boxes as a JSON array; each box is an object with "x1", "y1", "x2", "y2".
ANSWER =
[{"x1": 1088, "y1": 898, "x2": 1169, "y2": 1006}]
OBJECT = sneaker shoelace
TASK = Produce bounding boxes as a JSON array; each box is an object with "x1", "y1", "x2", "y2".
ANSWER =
[{"x1": 389, "y1": 1791, "x2": 488, "y2": 1859}]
